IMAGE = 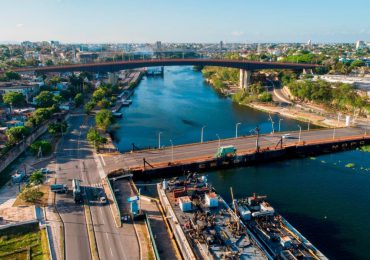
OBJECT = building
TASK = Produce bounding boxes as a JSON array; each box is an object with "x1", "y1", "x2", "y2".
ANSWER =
[
  {"x1": 155, "y1": 41, "x2": 162, "y2": 50},
  {"x1": 356, "y1": 40, "x2": 366, "y2": 50},
  {"x1": 0, "y1": 84, "x2": 40, "y2": 103},
  {"x1": 76, "y1": 52, "x2": 99, "y2": 63},
  {"x1": 220, "y1": 40, "x2": 223, "y2": 50}
]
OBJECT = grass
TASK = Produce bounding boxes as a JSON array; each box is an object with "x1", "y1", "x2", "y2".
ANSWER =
[{"x1": 0, "y1": 223, "x2": 48, "y2": 260}]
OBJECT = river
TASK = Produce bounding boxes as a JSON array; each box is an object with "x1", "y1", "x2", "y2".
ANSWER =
[{"x1": 114, "y1": 66, "x2": 370, "y2": 259}]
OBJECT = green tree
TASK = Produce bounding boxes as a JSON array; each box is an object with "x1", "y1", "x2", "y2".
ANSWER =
[
  {"x1": 87, "y1": 128, "x2": 107, "y2": 151},
  {"x1": 258, "y1": 92, "x2": 273, "y2": 102},
  {"x1": 5, "y1": 126, "x2": 30, "y2": 145},
  {"x1": 97, "y1": 98, "x2": 110, "y2": 108},
  {"x1": 45, "y1": 60, "x2": 53, "y2": 66},
  {"x1": 19, "y1": 187, "x2": 44, "y2": 203},
  {"x1": 74, "y1": 93, "x2": 84, "y2": 107},
  {"x1": 92, "y1": 88, "x2": 107, "y2": 102},
  {"x1": 27, "y1": 108, "x2": 53, "y2": 126},
  {"x1": 34, "y1": 91, "x2": 56, "y2": 108},
  {"x1": 3, "y1": 92, "x2": 26, "y2": 107},
  {"x1": 29, "y1": 170, "x2": 44, "y2": 185},
  {"x1": 30, "y1": 140, "x2": 52, "y2": 156},
  {"x1": 48, "y1": 121, "x2": 67, "y2": 137},
  {"x1": 5, "y1": 71, "x2": 21, "y2": 80},
  {"x1": 95, "y1": 109, "x2": 114, "y2": 131},
  {"x1": 84, "y1": 101, "x2": 95, "y2": 114}
]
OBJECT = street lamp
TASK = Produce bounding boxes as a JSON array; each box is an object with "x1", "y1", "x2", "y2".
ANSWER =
[
  {"x1": 201, "y1": 126, "x2": 206, "y2": 143},
  {"x1": 158, "y1": 132, "x2": 162, "y2": 149},
  {"x1": 278, "y1": 119, "x2": 283, "y2": 132},
  {"x1": 333, "y1": 113, "x2": 340, "y2": 140},
  {"x1": 235, "y1": 122, "x2": 242, "y2": 138},
  {"x1": 268, "y1": 114, "x2": 275, "y2": 134},
  {"x1": 307, "y1": 120, "x2": 310, "y2": 131},
  {"x1": 297, "y1": 125, "x2": 302, "y2": 143},
  {"x1": 216, "y1": 134, "x2": 220, "y2": 148},
  {"x1": 169, "y1": 139, "x2": 174, "y2": 163}
]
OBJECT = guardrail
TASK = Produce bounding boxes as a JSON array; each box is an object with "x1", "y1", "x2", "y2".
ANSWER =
[
  {"x1": 144, "y1": 213, "x2": 160, "y2": 260},
  {"x1": 105, "y1": 177, "x2": 122, "y2": 226}
]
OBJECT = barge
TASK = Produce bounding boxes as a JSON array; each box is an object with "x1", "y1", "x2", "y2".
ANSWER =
[
  {"x1": 234, "y1": 194, "x2": 328, "y2": 259},
  {"x1": 157, "y1": 174, "x2": 271, "y2": 259}
]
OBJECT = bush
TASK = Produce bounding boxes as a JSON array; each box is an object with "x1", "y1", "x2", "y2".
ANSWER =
[
  {"x1": 258, "y1": 92, "x2": 273, "y2": 102},
  {"x1": 5, "y1": 126, "x2": 30, "y2": 145},
  {"x1": 87, "y1": 128, "x2": 107, "y2": 151},
  {"x1": 30, "y1": 140, "x2": 52, "y2": 156},
  {"x1": 29, "y1": 170, "x2": 44, "y2": 185},
  {"x1": 48, "y1": 121, "x2": 67, "y2": 136},
  {"x1": 95, "y1": 109, "x2": 114, "y2": 132},
  {"x1": 19, "y1": 187, "x2": 43, "y2": 203}
]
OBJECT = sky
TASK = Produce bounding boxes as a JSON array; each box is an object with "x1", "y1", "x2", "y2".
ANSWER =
[{"x1": 1, "y1": 0, "x2": 369, "y2": 44}]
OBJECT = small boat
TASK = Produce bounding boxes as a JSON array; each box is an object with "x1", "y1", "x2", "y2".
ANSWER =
[{"x1": 112, "y1": 112, "x2": 123, "y2": 118}]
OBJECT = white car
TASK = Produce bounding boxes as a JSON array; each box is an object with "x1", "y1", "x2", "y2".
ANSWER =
[
  {"x1": 282, "y1": 134, "x2": 292, "y2": 139},
  {"x1": 40, "y1": 168, "x2": 51, "y2": 174}
]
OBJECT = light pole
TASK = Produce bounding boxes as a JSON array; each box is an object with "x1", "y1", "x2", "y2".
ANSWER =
[
  {"x1": 201, "y1": 126, "x2": 206, "y2": 143},
  {"x1": 297, "y1": 125, "x2": 302, "y2": 143},
  {"x1": 169, "y1": 139, "x2": 174, "y2": 163},
  {"x1": 268, "y1": 114, "x2": 275, "y2": 134},
  {"x1": 158, "y1": 132, "x2": 162, "y2": 149},
  {"x1": 216, "y1": 134, "x2": 220, "y2": 148},
  {"x1": 333, "y1": 113, "x2": 340, "y2": 140},
  {"x1": 235, "y1": 122, "x2": 241, "y2": 138},
  {"x1": 278, "y1": 119, "x2": 283, "y2": 132},
  {"x1": 307, "y1": 120, "x2": 310, "y2": 131}
]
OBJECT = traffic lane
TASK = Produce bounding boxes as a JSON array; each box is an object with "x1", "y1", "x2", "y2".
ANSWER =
[{"x1": 110, "y1": 128, "x2": 366, "y2": 168}]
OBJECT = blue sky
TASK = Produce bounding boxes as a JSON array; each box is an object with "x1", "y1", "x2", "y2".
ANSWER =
[{"x1": 1, "y1": 0, "x2": 369, "y2": 43}]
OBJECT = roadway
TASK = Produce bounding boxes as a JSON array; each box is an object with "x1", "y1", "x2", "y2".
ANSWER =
[
  {"x1": 54, "y1": 115, "x2": 139, "y2": 260},
  {"x1": 102, "y1": 127, "x2": 368, "y2": 172}
]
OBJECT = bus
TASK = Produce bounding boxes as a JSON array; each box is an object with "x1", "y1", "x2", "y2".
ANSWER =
[{"x1": 72, "y1": 179, "x2": 83, "y2": 203}]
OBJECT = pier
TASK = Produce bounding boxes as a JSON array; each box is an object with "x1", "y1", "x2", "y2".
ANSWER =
[{"x1": 102, "y1": 127, "x2": 370, "y2": 177}]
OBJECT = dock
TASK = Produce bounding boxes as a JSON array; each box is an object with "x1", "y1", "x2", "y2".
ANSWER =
[{"x1": 102, "y1": 127, "x2": 370, "y2": 177}]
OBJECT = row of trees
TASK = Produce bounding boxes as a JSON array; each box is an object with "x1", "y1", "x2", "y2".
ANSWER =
[
  {"x1": 232, "y1": 83, "x2": 272, "y2": 104},
  {"x1": 288, "y1": 80, "x2": 369, "y2": 114}
]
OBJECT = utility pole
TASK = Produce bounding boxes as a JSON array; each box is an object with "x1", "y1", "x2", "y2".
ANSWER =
[
  {"x1": 170, "y1": 139, "x2": 174, "y2": 163},
  {"x1": 158, "y1": 132, "x2": 162, "y2": 149},
  {"x1": 268, "y1": 114, "x2": 275, "y2": 134},
  {"x1": 278, "y1": 118, "x2": 283, "y2": 132},
  {"x1": 255, "y1": 126, "x2": 260, "y2": 152},
  {"x1": 297, "y1": 125, "x2": 302, "y2": 143},
  {"x1": 307, "y1": 120, "x2": 310, "y2": 131}
]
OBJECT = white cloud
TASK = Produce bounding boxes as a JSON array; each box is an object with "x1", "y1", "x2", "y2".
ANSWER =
[
  {"x1": 16, "y1": 23, "x2": 24, "y2": 28},
  {"x1": 231, "y1": 31, "x2": 244, "y2": 37}
]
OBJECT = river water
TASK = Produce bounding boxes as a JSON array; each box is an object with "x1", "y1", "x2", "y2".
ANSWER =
[{"x1": 114, "y1": 66, "x2": 370, "y2": 259}]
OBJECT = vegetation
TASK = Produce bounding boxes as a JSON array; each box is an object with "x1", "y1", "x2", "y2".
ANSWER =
[
  {"x1": 5, "y1": 126, "x2": 30, "y2": 145},
  {"x1": 48, "y1": 121, "x2": 67, "y2": 137},
  {"x1": 288, "y1": 80, "x2": 369, "y2": 114},
  {"x1": 0, "y1": 223, "x2": 49, "y2": 260},
  {"x1": 202, "y1": 66, "x2": 239, "y2": 91},
  {"x1": 19, "y1": 187, "x2": 44, "y2": 203},
  {"x1": 27, "y1": 108, "x2": 53, "y2": 127},
  {"x1": 74, "y1": 93, "x2": 84, "y2": 107},
  {"x1": 87, "y1": 128, "x2": 107, "y2": 151},
  {"x1": 84, "y1": 101, "x2": 96, "y2": 114},
  {"x1": 232, "y1": 83, "x2": 273, "y2": 104},
  {"x1": 95, "y1": 109, "x2": 114, "y2": 131},
  {"x1": 3, "y1": 92, "x2": 26, "y2": 107},
  {"x1": 34, "y1": 91, "x2": 59, "y2": 108},
  {"x1": 30, "y1": 140, "x2": 52, "y2": 156},
  {"x1": 29, "y1": 170, "x2": 44, "y2": 185}
]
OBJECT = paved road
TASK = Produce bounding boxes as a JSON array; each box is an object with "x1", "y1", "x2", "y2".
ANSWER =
[
  {"x1": 103, "y1": 127, "x2": 368, "y2": 172},
  {"x1": 55, "y1": 115, "x2": 140, "y2": 260},
  {"x1": 54, "y1": 115, "x2": 91, "y2": 260}
]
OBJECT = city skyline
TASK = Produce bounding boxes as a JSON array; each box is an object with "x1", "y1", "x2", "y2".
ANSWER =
[{"x1": 1, "y1": 0, "x2": 370, "y2": 44}]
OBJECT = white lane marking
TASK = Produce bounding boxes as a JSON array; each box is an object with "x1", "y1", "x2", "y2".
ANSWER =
[
  {"x1": 99, "y1": 207, "x2": 105, "y2": 225},
  {"x1": 110, "y1": 247, "x2": 113, "y2": 256},
  {"x1": 100, "y1": 155, "x2": 106, "y2": 166}
]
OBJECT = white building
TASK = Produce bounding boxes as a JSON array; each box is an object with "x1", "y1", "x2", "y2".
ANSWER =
[{"x1": 356, "y1": 40, "x2": 366, "y2": 50}]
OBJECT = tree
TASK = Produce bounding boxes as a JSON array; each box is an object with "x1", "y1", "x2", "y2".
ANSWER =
[
  {"x1": 97, "y1": 98, "x2": 110, "y2": 108},
  {"x1": 45, "y1": 60, "x2": 53, "y2": 66},
  {"x1": 95, "y1": 109, "x2": 114, "y2": 132},
  {"x1": 3, "y1": 92, "x2": 26, "y2": 107},
  {"x1": 6, "y1": 126, "x2": 30, "y2": 145},
  {"x1": 29, "y1": 170, "x2": 44, "y2": 185},
  {"x1": 19, "y1": 187, "x2": 43, "y2": 203},
  {"x1": 92, "y1": 88, "x2": 107, "y2": 102},
  {"x1": 74, "y1": 93, "x2": 84, "y2": 107},
  {"x1": 34, "y1": 91, "x2": 56, "y2": 108},
  {"x1": 84, "y1": 101, "x2": 95, "y2": 114},
  {"x1": 5, "y1": 71, "x2": 21, "y2": 80},
  {"x1": 48, "y1": 121, "x2": 67, "y2": 137},
  {"x1": 87, "y1": 128, "x2": 107, "y2": 151},
  {"x1": 27, "y1": 108, "x2": 53, "y2": 126},
  {"x1": 30, "y1": 140, "x2": 52, "y2": 156},
  {"x1": 258, "y1": 92, "x2": 273, "y2": 102}
]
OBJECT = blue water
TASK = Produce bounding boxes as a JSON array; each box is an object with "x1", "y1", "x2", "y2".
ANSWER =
[{"x1": 115, "y1": 66, "x2": 370, "y2": 259}]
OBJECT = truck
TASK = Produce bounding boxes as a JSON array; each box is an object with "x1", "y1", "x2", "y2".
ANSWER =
[
  {"x1": 50, "y1": 184, "x2": 68, "y2": 193},
  {"x1": 214, "y1": 145, "x2": 237, "y2": 159},
  {"x1": 72, "y1": 179, "x2": 83, "y2": 203}
]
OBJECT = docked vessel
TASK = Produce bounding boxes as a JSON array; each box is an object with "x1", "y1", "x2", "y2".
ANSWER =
[
  {"x1": 234, "y1": 194, "x2": 328, "y2": 259},
  {"x1": 158, "y1": 174, "x2": 271, "y2": 259}
]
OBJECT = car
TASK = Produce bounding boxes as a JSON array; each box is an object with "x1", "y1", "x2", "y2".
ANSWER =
[
  {"x1": 282, "y1": 134, "x2": 292, "y2": 139},
  {"x1": 40, "y1": 168, "x2": 51, "y2": 174},
  {"x1": 99, "y1": 196, "x2": 107, "y2": 204}
]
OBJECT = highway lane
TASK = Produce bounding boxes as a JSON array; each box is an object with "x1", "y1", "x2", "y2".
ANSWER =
[
  {"x1": 55, "y1": 115, "x2": 91, "y2": 260},
  {"x1": 103, "y1": 127, "x2": 367, "y2": 171}
]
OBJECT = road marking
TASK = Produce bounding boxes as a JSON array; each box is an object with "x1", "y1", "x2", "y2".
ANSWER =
[
  {"x1": 99, "y1": 155, "x2": 106, "y2": 166},
  {"x1": 100, "y1": 207, "x2": 105, "y2": 225},
  {"x1": 110, "y1": 247, "x2": 113, "y2": 256}
]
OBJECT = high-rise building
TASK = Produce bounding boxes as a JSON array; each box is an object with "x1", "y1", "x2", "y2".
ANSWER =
[
  {"x1": 155, "y1": 41, "x2": 162, "y2": 50},
  {"x1": 220, "y1": 41, "x2": 223, "y2": 50},
  {"x1": 356, "y1": 40, "x2": 366, "y2": 50}
]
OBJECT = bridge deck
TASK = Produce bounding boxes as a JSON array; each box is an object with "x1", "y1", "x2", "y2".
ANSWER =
[{"x1": 101, "y1": 127, "x2": 368, "y2": 174}]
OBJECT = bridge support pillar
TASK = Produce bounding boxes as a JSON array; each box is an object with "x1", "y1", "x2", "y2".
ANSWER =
[
  {"x1": 303, "y1": 68, "x2": 313, "y2": 75},
  {"x1": 239, "y1": 69, "x2": 252, "y2": 89}
]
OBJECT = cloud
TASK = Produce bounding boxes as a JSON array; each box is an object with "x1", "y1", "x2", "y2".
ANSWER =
[
  {"x1": 16, "y1": 23, "x2": 24, "y2": 28},
  {"x1": 231, "y1": 31, "x2": 244, "y2": 37}
]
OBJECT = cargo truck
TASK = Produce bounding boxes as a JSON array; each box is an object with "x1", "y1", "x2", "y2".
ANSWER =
[
  {"x1": 214, "y1": 145, "x2": 237, "y2": 159},
  {"x1": 50, "y1": 184, "x2": 68, "y2": 193},
  {"x1": 72, "y1": 179, "x2": 83, "y2": 203}
]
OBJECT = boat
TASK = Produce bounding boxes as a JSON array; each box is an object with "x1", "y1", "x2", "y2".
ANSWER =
[
  {"x1": 121, "y1": 99, "x2": 132, "y2": 106},
  {"x1": 157, "y1": 174, "x2": 270, "y2": 259},
  {"x1": 233, "y1": 194, "x2": 328, "y2": 259},
  {"x1": 112, "y1": 112, "x2": 123, "y2": 118}
]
